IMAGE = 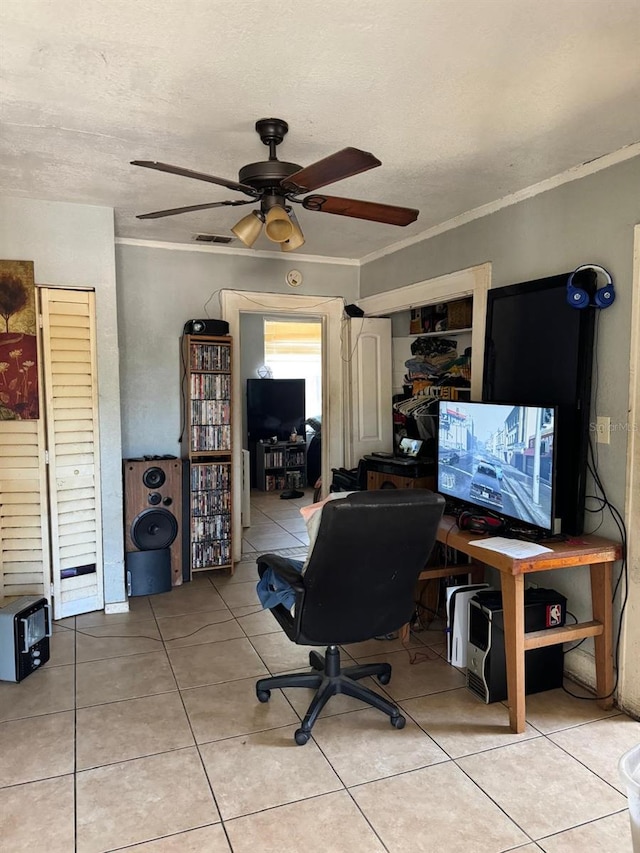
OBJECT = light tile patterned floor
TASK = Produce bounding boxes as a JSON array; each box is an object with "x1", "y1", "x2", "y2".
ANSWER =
[{"x1": 0, "y1": 491, "x2": 636, "y2": 852}]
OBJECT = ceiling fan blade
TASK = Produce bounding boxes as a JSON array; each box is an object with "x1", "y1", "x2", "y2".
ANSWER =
[
  {"x1": 131, "y1": 161, "x2": 258, "y2": 196},
  {"x1": 282, "y1": 147, "x2": 381, "y2": 193},
  {"x1": 302, "y1": 194, "x2": 419, "y2": 226},
  {"x1": 136, "y1": 199, "x2": 255, "y2": 219}
]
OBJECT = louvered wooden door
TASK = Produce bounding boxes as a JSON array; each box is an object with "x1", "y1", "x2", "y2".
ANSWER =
[
  {"x1": 1, "y1": 287, "x2": 103, "y2": 616},
  {"x1": 40, "y1": 288, "x2": 103, "y2": 617},
  {"x1": 0, "y1": 419, "x2": 51, "y2": 600}
]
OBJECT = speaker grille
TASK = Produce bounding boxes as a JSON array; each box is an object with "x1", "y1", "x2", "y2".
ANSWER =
[{"x1": 131, "y1": 508, "x2": 178, "y2": 551}]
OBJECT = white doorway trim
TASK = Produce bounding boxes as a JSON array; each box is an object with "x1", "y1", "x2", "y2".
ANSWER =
[
  {"x1": 619, "y1": 224, "x2": 640, "y2": 715},
  {"x1": 356, "y1": 262, "x2": 491, "y2": 400},
  {"x1": 221, "y1": 290, "x2": 345, "y2": 561}
]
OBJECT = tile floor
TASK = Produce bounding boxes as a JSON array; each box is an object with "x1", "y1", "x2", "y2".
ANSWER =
[{"x1": 0, "y1": 490, "x2": 637, "y2": 852}]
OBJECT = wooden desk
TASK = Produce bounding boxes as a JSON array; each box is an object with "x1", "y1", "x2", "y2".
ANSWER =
[{"x1": 420, "y1": 516, "x2": 622, "y2": 733}]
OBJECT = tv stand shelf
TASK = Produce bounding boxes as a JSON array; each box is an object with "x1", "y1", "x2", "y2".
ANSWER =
[{"x1": 256, "y1": 441, "x2": 306, "y2": 492}]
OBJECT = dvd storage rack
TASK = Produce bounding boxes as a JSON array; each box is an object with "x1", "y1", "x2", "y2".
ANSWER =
[
  {"x1": 181, "y1": 334, "x2": 233, "y2": 574},
  {"x1": 256, "y1": 440, "x2": 307, "y2": 492}
]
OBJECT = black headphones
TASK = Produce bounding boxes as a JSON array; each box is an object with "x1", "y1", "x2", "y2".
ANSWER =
[{"x1": 566, "y1": 264, "x2": 615, "y2": 309}]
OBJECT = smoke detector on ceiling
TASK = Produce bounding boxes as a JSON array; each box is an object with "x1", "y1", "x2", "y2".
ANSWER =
[{"x1": 191, "y1": 233, "x2": 235, "y2": 244}]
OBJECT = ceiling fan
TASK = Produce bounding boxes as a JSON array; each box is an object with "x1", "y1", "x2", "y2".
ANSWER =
[{"x1": 131, "y1": 118, "x2": 419, "y2": 252}]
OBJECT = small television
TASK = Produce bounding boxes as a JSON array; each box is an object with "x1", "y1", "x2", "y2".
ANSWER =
[
  {"x1": 437, "y1": 401, "x2": 557, "y2": 532},
  {"x1": 247, "y1": 378, "x2": 306, "y2": 443}
]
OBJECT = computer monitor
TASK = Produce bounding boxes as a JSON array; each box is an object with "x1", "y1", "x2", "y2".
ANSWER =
[
  {"x1": 398, "y1": 437, "x2": 425, "y2": 458},
  {"x1": 437, "y1": 401, "x2": 557, "y2": 532}
]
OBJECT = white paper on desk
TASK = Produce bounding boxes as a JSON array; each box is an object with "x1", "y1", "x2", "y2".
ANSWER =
[{"x1": 469, "y1": 537, "x2": 553, "y2": 557}]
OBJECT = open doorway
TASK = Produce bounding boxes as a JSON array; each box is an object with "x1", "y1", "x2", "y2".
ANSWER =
[
  {"x1": 239, "y1": 314, "x2": 323, "y2": 556},
  {"x1": 264, "y1": 318, "x2": 322, "y2": 412},
  {"x1": 263, "y1": 317, "x2": 323, "y2": 489},
  {"x1": 221, "y1": 290, "x2": 346, "y2": 562},
  {"x1": 239, "y1": 312, "x2": 323, "y2": 490}
]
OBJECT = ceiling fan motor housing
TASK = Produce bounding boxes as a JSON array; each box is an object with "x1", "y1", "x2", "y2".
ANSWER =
[
  {"x1": 238, "y1": 160, "x2": 301, "y2": 192},
  {"x1": 242, "y1": 118, "x2": 302, "y2": 207}
]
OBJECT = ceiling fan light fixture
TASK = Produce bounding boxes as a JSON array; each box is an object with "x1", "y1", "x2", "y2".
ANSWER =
[
  {"x1": 264, "y1": 205, "x2": 294, "y2": 243},
  {"x1": 231, "y1": 210, "x2": 264, "y2": 247},
  {"x1": 132, "y1": 119, "x2": 421, "y2": 245},
  {"x1": 281, "y1": 210, "x2": 305, "y2": 252}
]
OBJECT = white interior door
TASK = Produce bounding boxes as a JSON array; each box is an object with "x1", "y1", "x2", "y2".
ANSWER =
[
  {"x1": 40, "y1": 288, "x2": 104, "y2": 618},
  {"x1": 345, "y1": 317, "x2": 393, "y2": 468}
]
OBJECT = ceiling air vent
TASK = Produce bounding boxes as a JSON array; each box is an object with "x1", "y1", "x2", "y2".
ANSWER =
[{"x1": 192, "y1": 233, "x2": 235, "y2": 244}]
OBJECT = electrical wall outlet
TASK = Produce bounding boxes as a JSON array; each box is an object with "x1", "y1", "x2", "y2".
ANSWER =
[{"x1": 596, "y1": 416, "x2": 611, "y2": 444}]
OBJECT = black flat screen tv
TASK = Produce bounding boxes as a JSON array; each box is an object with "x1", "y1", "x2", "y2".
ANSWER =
[
  {"x1": 437, "y1": 401, "x2": 557, "y2": 532},
  {"x1": 247, "y1": 378, "x2": 306, "y2": 443},
  {"x1": 483, "y1": 271, "x2": 595, "y2": 535}
]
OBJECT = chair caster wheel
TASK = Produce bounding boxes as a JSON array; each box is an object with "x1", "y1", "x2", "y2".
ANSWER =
[
  {"x1": 294, "y1": 728, "x2": 310, "y2": 745},
  {"x1": 257, "y1": 689, "x2": 271, "y2": 703},
  {"x1": 390, "y1": 714, "x2": 406, "y2": 729},
  {"x1": 309, "y1": 651, "x2": 324, "y2": 670},
  {"x1": 377, "y1": 672, "x2": 391, "y2": 685}
]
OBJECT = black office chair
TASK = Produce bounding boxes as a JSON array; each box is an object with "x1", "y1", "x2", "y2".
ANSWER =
[{"x1": 255, "y1": 489, "x2": 445, "y2": 744}]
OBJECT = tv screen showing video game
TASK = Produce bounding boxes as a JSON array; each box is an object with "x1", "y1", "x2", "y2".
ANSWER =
[{"x1": 437, "y1": 401, "x2": 556, "y2": 531}]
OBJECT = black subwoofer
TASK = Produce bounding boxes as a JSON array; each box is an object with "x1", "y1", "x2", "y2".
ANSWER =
[{"x1": 126, "y1": 549, "x2": 172, "y2": 597}]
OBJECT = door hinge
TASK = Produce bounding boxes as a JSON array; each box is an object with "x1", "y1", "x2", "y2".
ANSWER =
[
  {"x1": 45, "y1": 450, "x2": 50, "y2": 464},
  {"x1": 39, "y1": 315, "x2": 44, "y2": 328}
]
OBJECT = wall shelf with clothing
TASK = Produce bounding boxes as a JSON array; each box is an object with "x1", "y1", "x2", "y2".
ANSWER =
[{"x1": 391, "y1": 297, "x2": 473, "y2": 458}]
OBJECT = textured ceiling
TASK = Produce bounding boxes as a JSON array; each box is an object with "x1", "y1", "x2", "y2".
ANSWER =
[{"x1": 1, "y1": 0, "x2": 639, "y2": 260}]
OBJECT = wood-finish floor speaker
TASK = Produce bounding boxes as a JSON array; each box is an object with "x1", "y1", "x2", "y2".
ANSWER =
[{"x1": 123, "y1": 458, "x2": 184, "y2": 586}]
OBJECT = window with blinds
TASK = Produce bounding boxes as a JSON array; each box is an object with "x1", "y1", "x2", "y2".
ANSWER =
[{"x1": 263, "y1": 319, "x2": 322, "y2": 420}]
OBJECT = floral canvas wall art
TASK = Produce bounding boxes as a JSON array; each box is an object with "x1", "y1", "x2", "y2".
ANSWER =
[{"x1": 0, "y1": 259, "x2": 39, "y2": 419}]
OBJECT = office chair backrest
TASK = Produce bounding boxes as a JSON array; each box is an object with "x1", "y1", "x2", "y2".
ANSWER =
[{"x1": 298, "y1": 489, "x2": 445, "y2": 645}]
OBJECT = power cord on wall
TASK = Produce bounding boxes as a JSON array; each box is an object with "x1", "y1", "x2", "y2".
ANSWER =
[
  {"x1": 562, "y1": 432, "x2": 628, "y2": 701},
  {"x1": 203, "y1": 288, "x2": 222, "y2": 319}
]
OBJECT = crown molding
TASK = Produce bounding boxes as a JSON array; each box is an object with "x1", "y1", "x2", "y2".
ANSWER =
[
  {"x1": 114, "y1": 237, "x2": 359, "y2": 266},
  {"x1": 360, "y1": 142, "x2": 640, "y2": 265},
  {"x1": 116, "y1": 143, "x2": 639, "y2": 268}
]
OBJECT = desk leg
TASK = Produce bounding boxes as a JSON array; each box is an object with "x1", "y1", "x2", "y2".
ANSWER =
[
  {"x1": 591, "y1": 561, "x2": 614, "y2": 709},
  {"x1": 500, "y1": 571, "x2": 526, "y2": 733}
]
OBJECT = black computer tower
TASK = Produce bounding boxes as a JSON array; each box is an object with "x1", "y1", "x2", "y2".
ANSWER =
[{"x1": 466, "y1": 588, "x2": 567, "y2": 703}]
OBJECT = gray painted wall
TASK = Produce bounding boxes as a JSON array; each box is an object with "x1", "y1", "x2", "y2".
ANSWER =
[
  {"x1": 361, "y1": 155, "x2": 640, "y2": 691},
  {"x1": 239, "y1": 312, "x2": 265, "y2": 448},
  {"x1": 0, "y1": 196, "x2": 125, "y2": 607},
  {"x1": 116, "y1": 244, "x2": 358, "y2": 459}
]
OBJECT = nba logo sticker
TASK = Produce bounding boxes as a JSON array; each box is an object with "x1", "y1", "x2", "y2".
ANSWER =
[{"x1": 547, "y1": 604, "x2": 562, "y2": 627}]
